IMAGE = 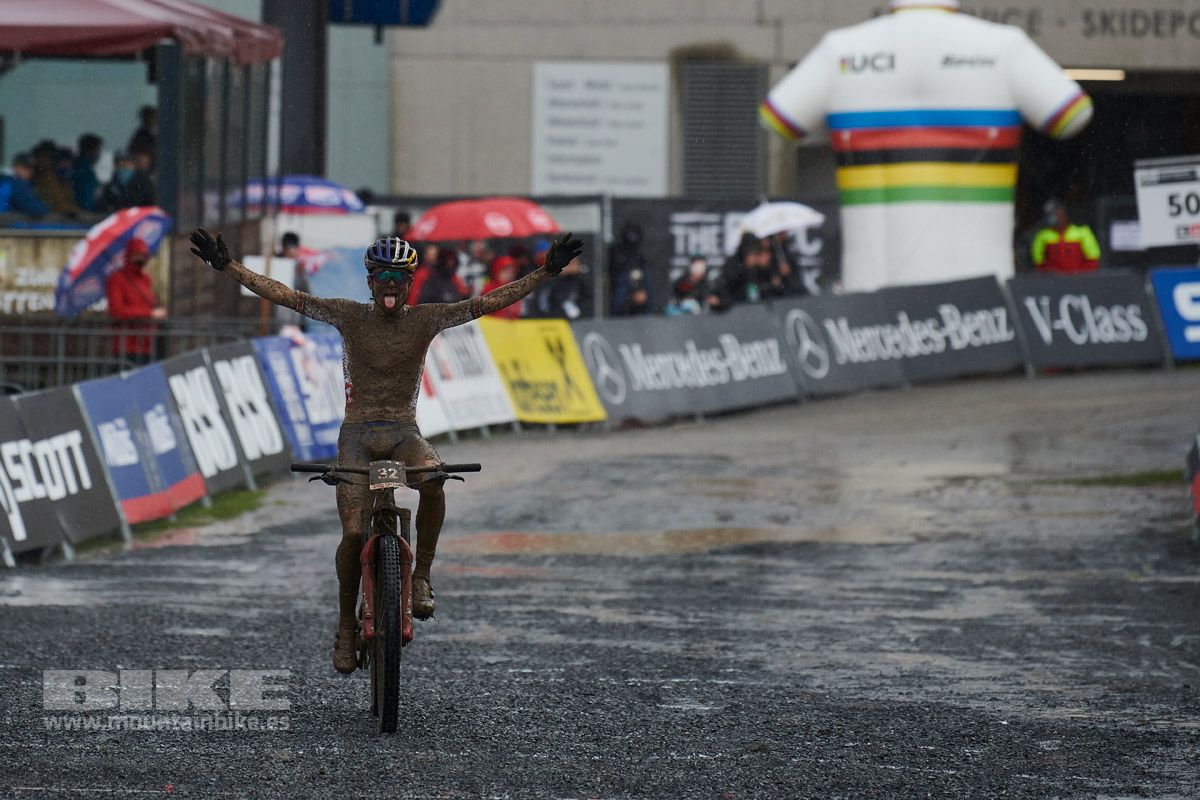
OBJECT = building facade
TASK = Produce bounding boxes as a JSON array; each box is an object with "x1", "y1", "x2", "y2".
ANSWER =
[{"x1": 388, "y1": 0, "x2": 1200, "y2": 203}]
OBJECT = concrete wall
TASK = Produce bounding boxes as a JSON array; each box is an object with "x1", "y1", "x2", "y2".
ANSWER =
[
  {"x1": 327, "y1": 26, "x2": 392, "y2": 193},
  {"x1": 389, "y1": 0, "x2": 1200, "y2": 198}
]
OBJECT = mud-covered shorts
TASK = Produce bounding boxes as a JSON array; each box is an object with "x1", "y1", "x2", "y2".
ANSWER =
[{"x1": 335, "y1": 421, "x2": 441, "y2": 538}]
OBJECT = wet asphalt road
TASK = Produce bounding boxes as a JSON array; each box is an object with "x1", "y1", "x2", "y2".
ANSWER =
[{"x1": 2, "y1": 370, "x2": 1200, "y2": 798}]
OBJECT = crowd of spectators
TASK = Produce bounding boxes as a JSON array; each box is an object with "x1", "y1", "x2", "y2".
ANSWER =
[
  {"x1": 0, "y1": 106, "x2": 158, "y2": 224},
  {"x1": 402, "y1": 237, "x2": 594, "y2": 321},
  {"x1": 388, "y1": 213, "x2": 825, "y2": 321},
  {"x1": 605, "y1": 220, "x2": 820, "y2": 319}
]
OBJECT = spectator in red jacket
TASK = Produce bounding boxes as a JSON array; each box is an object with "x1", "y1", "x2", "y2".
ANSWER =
[
  {"x1": 481, "y1": 255, "x2": 523, "y2": 319},
  {"x1": 106, "y1": 238, "x2": 165, "y2": 364},
  {"x1": 408, "y1": 246, "x2": 468, "y2": 305}
]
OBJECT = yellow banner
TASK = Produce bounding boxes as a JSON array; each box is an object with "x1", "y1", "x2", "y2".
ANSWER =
[{"x1": 478, "y1": 317, "x2": 607, "y2": 424}]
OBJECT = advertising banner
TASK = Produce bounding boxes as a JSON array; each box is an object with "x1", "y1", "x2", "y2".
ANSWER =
[
  {"x1": 573, "y1": 316, "x2": 690, "y2": 423},
  {"x1": 253, "y1": 336, "x2": 326, "y2": 462},
  {"x1": 425, "y1": 321, "x2": 517, "y2": 430},
  {"x1": 478, "y1": 318, "x2": 607, "y2": 425},
  {"x1": 304, "y1": 331, "x2": 349, "y2": 446},
  {"x1": 1008, "y1": 272, "x2": 1164, "y2": 369},
  {"x1": 13, "y1": 387, "x2": 119, "y2": 545},
  {"x1": 771, "y1": 293, "x2": 906, "y2": 397},
  {"x1": 574, "y1": 306, "x2": 798, "y2": 421},
  {"x1": 1149, "y1": 267, "x2": 1200, "y2": 362},
  {"x1": 205, "y1": 341, "x2": 293, "y2": 475},
  {"x1": 162, "y1": 351, "x2": 248, "y2": 494},
  {"x1": 415, "y1": 364, "x2": 452, "y2": 438},
  {"x1": 879, "y1": 278, "x2": 1024, "y2": 384},
  {"x1": 76, "y1": 366, "x2": 207, "y2": 524},
  {"x1": 0, "y1": 395, "x2": 66, "y2": 554}
]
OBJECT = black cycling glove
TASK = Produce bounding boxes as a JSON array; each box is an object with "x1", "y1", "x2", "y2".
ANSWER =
[
  {"x1": 189, "y1": 228, "x2": 232, "y2": 271},
  {"x1": 544, "y1": 232, "x2": 584, "y2": 275}
]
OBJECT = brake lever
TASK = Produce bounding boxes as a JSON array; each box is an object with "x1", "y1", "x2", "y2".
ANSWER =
[
  {"x1": 407, "y1": 471, "x2": 465, "y2": 488},
  {"x1": 310, "y1": 471, "x2": 355, "y2": 486}
]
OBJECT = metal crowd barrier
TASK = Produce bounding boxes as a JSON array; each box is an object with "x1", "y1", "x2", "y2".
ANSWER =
[{"x1": 0, "y1": 317, "x2": 264, "y2": 393}]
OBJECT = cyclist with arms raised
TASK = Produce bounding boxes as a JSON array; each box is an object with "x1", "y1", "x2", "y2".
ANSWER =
[{"x1": 189, "y1": 228, "x2": 583, "y2": 673}]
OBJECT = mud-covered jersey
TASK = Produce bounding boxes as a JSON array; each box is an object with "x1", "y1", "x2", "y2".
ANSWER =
[
  {"x1": 228, "y1": 262, "x2": 546, "y2": 424},
  {"x1": 760, "y1": 3, "x2": 1092, "y2": 292}
]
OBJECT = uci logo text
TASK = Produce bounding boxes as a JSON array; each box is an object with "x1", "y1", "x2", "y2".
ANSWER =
[{"x1": 839, "y1": 52, "x2": 895, "y2": 74}]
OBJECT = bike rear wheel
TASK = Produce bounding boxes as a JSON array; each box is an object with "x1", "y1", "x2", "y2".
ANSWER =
[{"x1": 372, "y1": 534, "x2": 403, "y2": 733}]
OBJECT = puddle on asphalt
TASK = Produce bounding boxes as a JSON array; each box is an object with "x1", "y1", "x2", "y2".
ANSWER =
[{"x1": 442, "y1": 524, "x2": 931, "y2": 556}]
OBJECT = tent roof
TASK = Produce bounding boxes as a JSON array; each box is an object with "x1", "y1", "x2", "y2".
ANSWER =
[{"x1": 0, "y1": 0, "x2": 283, "y2": 65}]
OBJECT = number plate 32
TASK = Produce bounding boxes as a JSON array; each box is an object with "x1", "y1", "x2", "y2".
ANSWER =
[{"x1": 369, "y1": 461, "x2": 407, "y2": 490}]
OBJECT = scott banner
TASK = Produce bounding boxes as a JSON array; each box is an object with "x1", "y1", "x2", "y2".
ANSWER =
[
  {"x1": 14, "y1": 387, "x2": 119, "y2": 546},
  {"x1": 478, "y1": 318, "x2": 607, "y2": 425},
  {"x1": 0, "y1": 395, "x2": 65, "y2": 553},
  {"x1": 1008, "y1": 272, "x2": 1164, "y2": 369},
  {"x1": 425, "y1": 321, "x2": 517, "y2": 430},
  {"x1": 574, "y1": 305, "x2": 798, "y2": 422},
  {"x1": 76, "y1": 365, "x2": 207, "y2": 524},
  {"x1": 205, "y1": 341, "x2": 293, "y2": 476}
]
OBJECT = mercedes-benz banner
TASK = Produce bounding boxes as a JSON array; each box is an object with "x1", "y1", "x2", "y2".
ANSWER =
[
  {"x1": 1008, "y1": 271, "x2": 1165, "y2": 369},
  {"x1": 574, "y1": 305, "x2": 799, "y2": 422},
  {"x1": 878, "y1": 277, "x2": 1024, "y2": 383},
  {"x1": 771, "y1": 292, "x2": 905, "y2": 397}
]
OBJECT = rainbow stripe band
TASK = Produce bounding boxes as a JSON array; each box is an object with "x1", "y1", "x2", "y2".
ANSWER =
[
  {"x1": 826, "y1": 108, "x2": 1023, "y2": 205},
  {"x1": 836, "y1": 161, "x2": 1017, "y2": 206},
  {"x1": 837, "y1": 147, "x2": 1018, "y2": 166},
  {"x1": 837, "y1": 162, "x2": 1017, "y2": 189},
  {"x1": 832, "y1": 126, "x2": 1023, "y2": 152},
  {"x1": 828, "y1": 108, "x2": 1023, "y2": 130},
  {"x1": 841, "y1": 186, "x2": 1015, "y2": 205},
  {"x1": 758, "y1": 100, "x2": 806, "y2": 141},
  {"x1": 1044, "y1": 92, "x2": 1092, "y2": 139}
]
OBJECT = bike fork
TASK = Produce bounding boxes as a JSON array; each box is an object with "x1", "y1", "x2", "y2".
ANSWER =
[{"x1": 359, "y1": 508, "x2": 415, "y2": 645}]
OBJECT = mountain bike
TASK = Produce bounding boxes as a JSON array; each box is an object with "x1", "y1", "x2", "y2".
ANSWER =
[{"x1": 291, "y1": 459, "x2": 481, "y2": 733}]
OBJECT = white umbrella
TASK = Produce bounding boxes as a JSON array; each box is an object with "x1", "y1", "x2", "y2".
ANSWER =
[{"x1": 725, "y1": 201, "x2": 826, "y2": 255}]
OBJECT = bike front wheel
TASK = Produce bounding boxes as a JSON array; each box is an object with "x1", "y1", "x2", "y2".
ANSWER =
[{"x1": 372, "y1": 534, "x2": 403, "y2": 733}]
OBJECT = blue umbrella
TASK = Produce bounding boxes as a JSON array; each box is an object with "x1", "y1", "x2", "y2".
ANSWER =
[
  {"x1": 231, "y1": 175, "x2": 366, "y2": 215},
  {"x1": 55, "y1": 206, "x2": 172, "y2": 318}
]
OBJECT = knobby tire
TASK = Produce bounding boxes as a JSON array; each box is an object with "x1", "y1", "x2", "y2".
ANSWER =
[{"x1": 372, "y1": 534, "x2": 403, "y2": 733}]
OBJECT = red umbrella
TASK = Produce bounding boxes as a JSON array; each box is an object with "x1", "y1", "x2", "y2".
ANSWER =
[{"x1": 408, "y1": 197, "x2": 559, "y2": 242}]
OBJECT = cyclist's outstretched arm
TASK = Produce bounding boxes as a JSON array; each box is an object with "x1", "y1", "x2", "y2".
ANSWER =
[
  {"x1": 189, "y1": 227, "x2": 348, "y2": 326},
  {"x1": 435, "y1": 233, "x2": 584, "y2": 329}
]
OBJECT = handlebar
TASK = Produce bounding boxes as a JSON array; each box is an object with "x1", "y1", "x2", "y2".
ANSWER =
[{"x1": 290, "y1": 462, "x2": 482, "y2": 475}]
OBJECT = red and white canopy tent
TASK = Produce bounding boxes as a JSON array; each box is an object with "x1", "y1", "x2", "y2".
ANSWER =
[{"x1": 0, "y1": 0, "x2": 282, "y2": 65}]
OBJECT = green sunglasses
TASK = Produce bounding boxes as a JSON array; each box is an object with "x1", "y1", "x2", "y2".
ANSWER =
[{"x1": 371, "y1": 269, "x2": 413, "y2": 283}]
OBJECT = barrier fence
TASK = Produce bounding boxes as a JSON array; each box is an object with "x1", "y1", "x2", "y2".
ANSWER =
[{"x1": 2, "y1": 268, "x2": 1197, "y2": 564}]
